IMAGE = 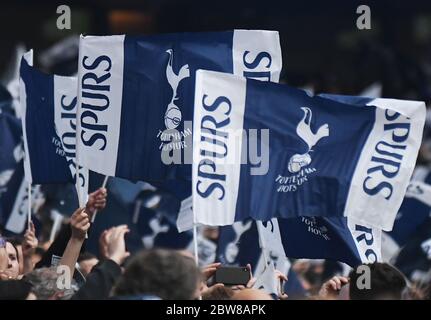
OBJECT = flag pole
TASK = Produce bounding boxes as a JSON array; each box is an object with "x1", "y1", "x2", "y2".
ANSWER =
[
  {"x1": 49, "y1": 210, "x2": 63, "y2": 243},
  {"x1": 132, "y1": 199, "x2": 142, "y2": 224},
  {"x1": 75, "y1": 36, "x2": 84, "y2": 210},
  {"x1": 27, "y1": 182, "x2": 31, "y2": 229},
  {"x1": 74, "y1": 47, "x2": 86, "y2": 237},
  {"x1": 191, "y1": 193, "x2": 199, "y2": 266},
  {"x1": 256, "y1": 222, "x2": 269, "y2": 267},
  {"x1": 91, "y1": 175, "x2": 109, "y2": 223},
  {"x1": 193, "y1": 223, "x2": 199, "y2": 266}
]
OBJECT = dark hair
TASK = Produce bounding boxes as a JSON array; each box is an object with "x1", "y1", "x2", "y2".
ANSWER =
[
  {"x1": 113, "y1": 249, "x2": 201, "y2": 300},
  {"x1": 78, "y1": 251, "x2": 97, "y2": 263},
  {"x1": 5, "y1": 240, "x2": 20, "y2": 263},
  {"x1": 349, "y1": 263, "x2": 407, "y2": 300},
  {"x1": 0, "y1": 280, "x2": 32, "y2": 300},
  {"x1": 7, "y1": 236, "x2": 23, "y2": 247},
  {"x1": 202, "y1": 286, "x2": 234, "y2": 300}
]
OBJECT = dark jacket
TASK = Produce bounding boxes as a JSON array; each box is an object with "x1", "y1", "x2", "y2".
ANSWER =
[{"x1": 72, "y1": 259, "x2": 122, "y2": 300}]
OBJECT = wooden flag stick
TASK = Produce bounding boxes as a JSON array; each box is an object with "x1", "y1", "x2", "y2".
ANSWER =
[{"x1": 90, "y1": 175, "x2": 109, "y2": 223}]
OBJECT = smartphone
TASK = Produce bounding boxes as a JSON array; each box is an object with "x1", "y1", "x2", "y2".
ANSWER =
[
  {"x1": 214, "y1": 266, "x2": 251, "y2": 286},
  {"x1": 278, "y1": 278, "x2": 285, "y2": 296}
]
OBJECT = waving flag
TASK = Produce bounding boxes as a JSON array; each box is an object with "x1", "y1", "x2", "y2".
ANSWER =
[
  {"x1": 217, "y1": 220, "x2": 260, "y2": 266},
  {"x1": 0, "y1": 84, "x2": 15, "y2": 116},
  {"x1": 134, "y1": 202, "x2": 192, "y2": 250},
  {"x1": 76, "y1": 30, "x2": 282, "y2": 183},
  {"x1": 0, "y1": 107, "x2": 26, "y2": 232},
  {"x1": 19, "y1": 52, "x2": 88, "y2": 195},
  {"x1": 390, "y1": 181, "x2": 431, "y2": 244},
  {"x1": 412, "y1": 165, "x2": 431, "y2": 184},
  {"x1": 0, "y1": 110, "x2": 22, "y2": 190},
  {"x1": 278, "y1": 217, "x2": 381, "y2": 267},
  {"x1": 192, "y1": 70, "x2": 425, "y2": 231},
  {"x1": 394, "y1": 219, "x2": 431, "y2": 282},
  {"x1": 0, "y1": 160, "x2": 44, "y2": 234},
  {"x1": 381, "y1": 180, "x2": 431, "y2": 261}
]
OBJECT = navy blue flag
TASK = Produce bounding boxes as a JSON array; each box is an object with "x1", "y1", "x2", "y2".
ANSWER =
[
  {"x1": 0, "y1": 109, "x2": 22, "y2": 179},
  {"x1": 394, "y1": 219, "x2": 431, "y2": 281},
  {"x1": 217, "y1": 220, "x2": 260, "y2": 266},
  {"x1": 0, "y1": 160, "x2": 43, "y2": 235},
  {"x1": 0, "y1": 160, "x2": 24, "y2": 231},
  {"x1": 76, "y1": 30, "x2": 282, "y2": 183},
  {"x1": 381, "y1": 181, "x2": 431, "y2": 261},
  {"x1": 19, "y1": 52, "x2": 88, "y2": 198},
  {"x1": 135, "y1": 205, "x2": 192, "y2": 250},
  {"x1": 389, "y1": 181, "x2": 431, "y2": 246},
  {"x1": 80, "y1": 175, "x2": 192, "y2": 254},
  {"x1": 277, "y1": 216, "x2": 381, "y2": 267},
  {"x1": 0, "y1": 84, "x2": 15, "y2": 115},
  {"x1": 191, "y1": 70, "x2": 425, "y2": 231},
  {"x1": 0, "y1": 107, "x2": 25, "y2": 231}
]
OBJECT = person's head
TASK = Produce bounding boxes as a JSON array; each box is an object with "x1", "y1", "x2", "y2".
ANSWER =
[
  {"x1": 77, "y1": 252, "x2": 99, "y2": 277},
  {"x1": 7, "y1": 237, "x2": 24, "y2": 275},
  {"x1": 231, "y1": 288, "x2": 273, "y2": 300},
  {"x1": 23, "y1": 266, "x2": 75, "y2": 300},
  {"x1": 202, "y1": 284, "x2": 234, "y2": 300},
  {"x1": 0, "y1": 237, "x2": 7, "y2": 272},
  {"x1": 113, "y1": 249, "x2": 202, "y2": 300},
  {"x1": 0, "y1": 280, "x2": 34, "y2": 300},
  {"x1": 349, "y1": 263, "x2": 407, "y2": 300},
  {"x1": 4, "y1": 242, "x2": 20, "y2": 279}
]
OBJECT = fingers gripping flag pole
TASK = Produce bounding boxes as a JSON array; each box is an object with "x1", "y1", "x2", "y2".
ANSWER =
[
  {"x1": 75, "y1": 38, "x2": 84, "y2": 209},
  {"x1": 90, "y1": 175, "x2": 109, "y2": 223},
  {"x1": 193, "y1": 223, "x2": 199, "y2": 266},
  {"x1": 27, "y1": 182, "x2": 31, "y2": 229}
]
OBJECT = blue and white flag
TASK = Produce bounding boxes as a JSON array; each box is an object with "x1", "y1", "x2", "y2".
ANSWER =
[
  {"x1": 394, "y1": 219, "x2": 431, "y2": 282},
  {"x1": 192, "y1": 70, "x2": 426, "y2": 231},
  {"x1": 412, "y1": 165, "x2": 431, "y2": 185},
  {"x1": 278, "y1": 217, "x2": 381, "y2": 267},
  {"x1": 0, "y1": 160, "x2": 44, "y2": 234},
  {"x1": 0, "y1": 84, "x2": 16, "y2": 116},
  {"x1": 0, "y1": 104, "x2": 27, "y2": 232},
  {"x1": 218, "y1": 217, "x2": 381, "y2": 270},
  {"x1": 19, "y1": 51, "x2": 88, "y2": 197},
  {"x1": 217, "y1": 220, "x2": 260, "y2": 266},
  {"x1": 76, "y1": 30, "x2": 282, "y2": 183},
  {"x1": 0, "y1": 109, "x2": 22, "y2": 190},
  {"x1": 390, "y1": 181, "x2": 431, "y2": 244},
  {"x1": 381, "y1": 180, "x2": 431, "y2": 261},
  {"x1": 135, "y1": 205, "x2": 192, "y2": 250}
]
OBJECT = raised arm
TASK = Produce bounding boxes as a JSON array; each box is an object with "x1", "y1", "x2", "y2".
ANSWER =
[{"x1": 59, "y1": 207, "x2": 90, "y2": 277}]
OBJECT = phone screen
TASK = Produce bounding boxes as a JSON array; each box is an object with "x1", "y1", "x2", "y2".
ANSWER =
[{"x1": 214, "y1": 266, "x2": 250, "y2": 286}]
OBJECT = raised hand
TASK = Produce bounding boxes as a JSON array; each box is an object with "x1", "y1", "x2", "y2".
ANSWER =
[
  {"x1": 274, "y1": 269, "x2": 288, "y2": 300},
  {"x1": 22, "y1": 221, "x2": 38, "y2": 258},
  {"x1": 105, "y1": 225, "x2": 130, "y2": 265},
  {"x1": 318, "y1": 276, "x2": 349, "y2": 299},
  {"x1": 85, "y1": 188, "x2": 107, "y2": 218},
  {"x1": 70, "y1": 207, "x2": 91, "y2": 241}
]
